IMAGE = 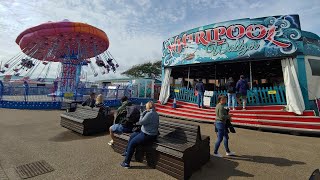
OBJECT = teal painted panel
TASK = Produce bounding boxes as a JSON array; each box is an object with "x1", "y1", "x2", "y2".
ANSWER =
[
  {"x1": 163, "y1": 15, "x2": 302, "y2": 67},
  {"x1": 296, "y1": 55, "x2": 310, "y2": 109}
]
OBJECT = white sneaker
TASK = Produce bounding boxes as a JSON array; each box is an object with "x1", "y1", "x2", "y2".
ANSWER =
[
  {"x1": 108, "y1": 140, "x2": 114, "y2": 146},
  {"x1": 242, "y1": 108, "x2": 246, "y2": 110},
  {"x1": 213, "y1": 153, "x2": 223, "y2": 157},
  {"x1": 232, "y1": 108, "x2": 236, "y2": 111},
  {"x1": 226, "y1": 152, "x2": 235, "y2": 156}
]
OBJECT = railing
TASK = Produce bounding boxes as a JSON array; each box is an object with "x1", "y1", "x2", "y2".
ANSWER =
[
  {"x1": 172, "y1": 86, "x2": 286, "y2": 107},
  {"x1": 0, "y1": 84, "x2": 154, "y2": 103}
]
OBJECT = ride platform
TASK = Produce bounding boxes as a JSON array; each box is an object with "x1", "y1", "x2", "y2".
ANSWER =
[{"x1": 156, "y1": 99, "x2": 320, "y2": 135}]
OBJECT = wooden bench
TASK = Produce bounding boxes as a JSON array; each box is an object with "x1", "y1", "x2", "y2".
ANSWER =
[
  {"x1": 60, "y1": 106, "x2": 114, "y2": 135},
  {"x1": 113, "y1": 119, "x2": 210, "y2": 180},
  {"x1": 65, "y1": 101, "x2": 83, "y2": 112}
]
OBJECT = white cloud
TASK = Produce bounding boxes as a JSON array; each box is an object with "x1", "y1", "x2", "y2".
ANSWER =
[{"x1": 0, "y1": 0, "x2": 319, "y2": 82}]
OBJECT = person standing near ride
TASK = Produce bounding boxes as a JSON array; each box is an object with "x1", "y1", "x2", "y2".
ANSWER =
[
  {"x1": 226, "y1": 77, "x2": 236, "y2": 110},
  {"x1": 52, "y1": 80, "x2": 58, "y2": 101},
  {"x1": 0, "y1": 80, "x2": 4, "y2": 101},
  {"x1": 236, "y1": 75, "x2": 249, "y2": 110},
  {"x1": 214, "y1": 95, "x2": 235, "y2": 157},
  {"x1": 195, "y1": 79, "x2": 205, "y2": 108},
  {"x1": 23, "y1": 81, "x2": 29, "y2": 102}
]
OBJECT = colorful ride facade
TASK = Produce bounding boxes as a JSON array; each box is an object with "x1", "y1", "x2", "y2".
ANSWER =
[{"x1": 159, "y1": 14, "x2": 320, "y2": 115}]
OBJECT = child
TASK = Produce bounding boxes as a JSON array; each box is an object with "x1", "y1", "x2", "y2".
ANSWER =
[{"x1": 214, "y1": 95, "x2": 235, "y2": 157}]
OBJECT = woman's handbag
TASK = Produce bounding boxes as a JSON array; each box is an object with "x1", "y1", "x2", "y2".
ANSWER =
[{"x1": 195, "y1": 90, "x2": 198, "y2": 96}]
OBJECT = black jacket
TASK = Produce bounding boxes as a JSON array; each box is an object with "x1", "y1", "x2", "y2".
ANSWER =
[{"x1": 82, "y1": 98, "x2": 96, "y2": 108}]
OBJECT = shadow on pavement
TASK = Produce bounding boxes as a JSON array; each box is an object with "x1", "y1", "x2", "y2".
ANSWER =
[
  {"x1": 225, "y1": 155, "x2": 306, "y2": 167},
  {"x1": 191, "y1": 155, "x2": 254, "y2": 180},
  {"x1": 49, "y1": 131, "x2": 107, "y2": 142},
  {"x1": 129, "y1": 166, "x2": 153, "y2": 170}
]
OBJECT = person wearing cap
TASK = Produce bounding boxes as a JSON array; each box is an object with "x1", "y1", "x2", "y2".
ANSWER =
[{"x1": 236, "y1": 75, "x2": 249, "y2": 110}]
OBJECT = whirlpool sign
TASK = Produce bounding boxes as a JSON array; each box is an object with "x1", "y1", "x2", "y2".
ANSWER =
[{"x1": 162, "y1": 15, "x2": 302, "y2": 67}]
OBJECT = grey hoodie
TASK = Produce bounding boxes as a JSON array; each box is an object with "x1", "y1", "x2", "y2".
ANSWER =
[{"x1": 138, "y1": 109, "x2": 159, "y2": 136}]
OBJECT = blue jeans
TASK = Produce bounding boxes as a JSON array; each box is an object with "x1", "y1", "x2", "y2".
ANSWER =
[
  {"x1": 124, "y1": 131, "x2": 157, "y2": 164},
  {"x1": 197, "y1": 92, "x2": 204, "y2": 107},
  {"x1": 214, "y1": 121, "x2": 230, "y2": 154},
  {"x1": 111, "y1": 124, "x2": 132, "y2": 134},
  {"x1": 24, "y1": 90, "x2": 29, "y2": 102},
  {"x1": 227, "y1": 93, "x2": 236, "y2": 109}
]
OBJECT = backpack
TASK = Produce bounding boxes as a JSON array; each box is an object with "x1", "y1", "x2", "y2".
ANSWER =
[
  {"x1": 237, "y1": 80, "x2": 248, "y2": 92},
  {"x1": 240, "y1": 80, "x2": 249, "y2": 90},
  {"x1": 125, "y1": 105, "x2": 141, "y2": 124},
  {"x1": 227, "y1": 81, "x2": 235, "y2": 93}
]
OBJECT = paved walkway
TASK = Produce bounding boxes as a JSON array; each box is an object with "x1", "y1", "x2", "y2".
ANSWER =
[{"x1": 0, "y1": 109, "x2": 319, "y2": 180}]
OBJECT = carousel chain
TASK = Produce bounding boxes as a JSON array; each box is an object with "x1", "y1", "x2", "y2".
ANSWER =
[
  {"x1": 3, "y1": 43, "x2": 37, "y2": 66},
  {"x1": 43, "y1": 62, "x2": 52, "y2": 79},
  {"x1": 107, "y1": 51, "x2": 118, "y2": 64},
  {"x1": 24, "y1": 58, "x2": 41, "y2": 77},
  {"x1": 4, "y1": 44, "x2": 38, "y2": 73},
  {"x1": 5, "y1": 52, "x2": 30, "y2": 74},
  {"x1": 82, "y1": 45, "x2": 98, "y2": 77}
]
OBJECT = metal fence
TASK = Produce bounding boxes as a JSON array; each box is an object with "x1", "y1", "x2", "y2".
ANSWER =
[{"x1": 0, "y1": 84, "x2": 154, "y2": 109}]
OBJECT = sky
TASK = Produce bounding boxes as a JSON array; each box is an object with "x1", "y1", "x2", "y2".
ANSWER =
[{"x1": 0, "y1": 0, "x2": 319, "y2": 81}]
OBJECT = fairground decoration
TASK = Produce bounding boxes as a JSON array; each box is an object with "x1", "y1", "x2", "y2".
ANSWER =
[{"x1": 162, "y1": 15, "x2": 302, "y2": 67}]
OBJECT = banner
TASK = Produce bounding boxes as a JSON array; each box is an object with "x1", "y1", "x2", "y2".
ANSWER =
[{"x1": 162, "y1": 15, "x2": 302, "y2": 67}]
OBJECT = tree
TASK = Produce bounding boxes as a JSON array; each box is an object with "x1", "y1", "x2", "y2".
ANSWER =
[{"x1": 121, "y1": 60, "x2": 162, "y2": 78}]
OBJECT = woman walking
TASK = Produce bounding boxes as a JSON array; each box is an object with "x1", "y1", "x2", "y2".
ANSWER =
[
  {"x1": 120, "y1": 101, "x2": 159, "y2": 168},
  {"x1": 214, "y1": 95, "x2": 235, "y2": 157}
]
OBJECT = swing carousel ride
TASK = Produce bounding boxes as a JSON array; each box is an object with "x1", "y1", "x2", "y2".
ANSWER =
[{"x1": 0, "y1": 19, "x2": 119, "y2": 97}]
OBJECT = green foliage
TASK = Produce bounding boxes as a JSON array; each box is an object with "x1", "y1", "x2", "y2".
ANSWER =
[{"x1": 121, "y1": 60, "x2": 162, "y2": 78}]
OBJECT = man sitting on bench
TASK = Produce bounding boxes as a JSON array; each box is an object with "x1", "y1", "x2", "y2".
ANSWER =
[
  {"x1": 108, "y1": 96, "x2": 133, "y2": 146},
  {"x1": 82, "y1": 92, "x2": 96, "y2": 108}
]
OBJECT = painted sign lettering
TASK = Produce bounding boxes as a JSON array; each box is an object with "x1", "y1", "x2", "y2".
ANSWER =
[{"x1": 163, "y1": 15, "x2": 302, "y2": 67}]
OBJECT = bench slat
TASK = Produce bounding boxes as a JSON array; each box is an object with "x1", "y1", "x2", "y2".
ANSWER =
[
  {"x1": 60, "y1": 114, "x2": 84, "y2": 123},
  {"x1": 159, "y1": 126, "x2": 198, "y2": 143}
]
